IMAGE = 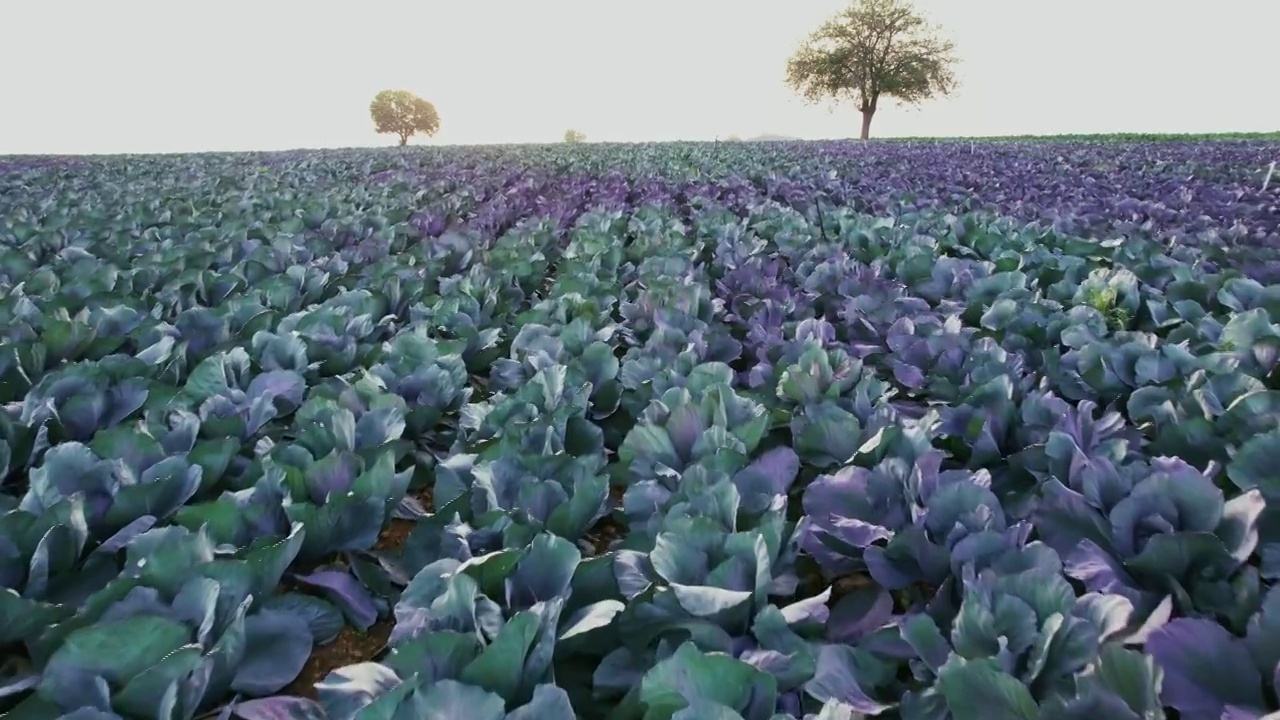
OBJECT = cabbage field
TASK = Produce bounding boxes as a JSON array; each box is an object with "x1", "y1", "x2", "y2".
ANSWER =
[{"x1": 2, "y1": 138, "x2": 1280, "y2": 720}]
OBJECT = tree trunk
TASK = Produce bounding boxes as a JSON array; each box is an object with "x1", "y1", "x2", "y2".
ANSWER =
[
  {"x1": 398, "y1": 134, "x2": 409, "y2": 147},
  {"x1": 859, "y1": 109, "x2": 875, "y2": 140}
]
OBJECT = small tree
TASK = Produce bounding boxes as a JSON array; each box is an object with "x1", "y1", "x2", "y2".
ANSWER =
[
  {"x1": 786, "y1": 0, "x2": 957, "y2": 140},
  {"x1": 563, "y1": 129, "x2": 587, "y2": 144},
  {"x1": 370, "y1": 90, "x2": 440, "y2": 146}
]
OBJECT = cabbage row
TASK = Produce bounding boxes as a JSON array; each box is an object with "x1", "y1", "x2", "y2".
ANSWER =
[{"x1": 2, "y1": 141, "x2": 1280, "y2": 720}]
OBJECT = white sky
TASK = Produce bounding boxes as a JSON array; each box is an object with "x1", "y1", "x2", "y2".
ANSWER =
[{"x1": 0, "y1": 0, "x2": 1275, "y2": 154}]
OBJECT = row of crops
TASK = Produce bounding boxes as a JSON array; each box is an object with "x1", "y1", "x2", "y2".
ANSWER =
[{"x1": 2, "y1": 140, "x2": 1280, "y2": 719}]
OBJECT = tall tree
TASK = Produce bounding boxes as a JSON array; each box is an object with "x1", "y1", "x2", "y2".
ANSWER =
[
  {"x1": 786, "y1": 0, "x2": 957, "y2": 140},
  {"x1": 563, "y1": 129, "x2": 587, "y2": 144},
  {"x1": 369, "y1": 90, "x2": 440, "y2": 146}
]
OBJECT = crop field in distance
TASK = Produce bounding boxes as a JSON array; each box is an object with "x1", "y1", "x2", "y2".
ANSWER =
[{"x1": 3, "y1": 134, "x2": 1280, "y2": 720}]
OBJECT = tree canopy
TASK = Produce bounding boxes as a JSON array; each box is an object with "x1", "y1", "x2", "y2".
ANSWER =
[
  {"x1": 369, "y1": 90, "x2": 441, "y2": 146},
  {"x1": 786, "y1": 0, "x2": 957, "y2": 140},
  {"x1": 563, "y1": 129, "x2": 587, "y2": 144}
]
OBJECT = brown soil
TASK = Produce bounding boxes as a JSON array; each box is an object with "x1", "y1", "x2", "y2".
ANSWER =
[
  {"x1": 583, "y1": 485, "x2": 628, "y2": 556},
  {"x1": 285, "y1": 485, "x2": 437, "y2": 697},
  {"x1": 830, "y1": 573, "x2": 876, "y2": 601},
  {"x1": 373, "y1": 486, "x2": 436, "y2": 553},
  {"x1": 286, "y1": 621, "x2": 394, "y2": 698},
  {"x1": 585, "y1": 517, "x2": 624, "y2": 556},
  {"x1": 374, "y1": 520, "x2": 415, "y2": 552},
  {"x1": 414, "y1": 485, "x2": 435, "y2": 513}
]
